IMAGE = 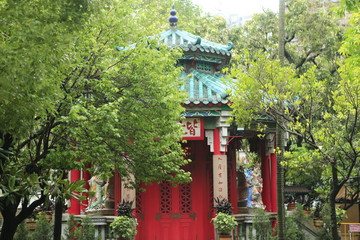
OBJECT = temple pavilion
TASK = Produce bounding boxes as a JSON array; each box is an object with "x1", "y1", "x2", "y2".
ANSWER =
[{"x1": 67, "y1": 7, "x2": 278, "y2": 240}]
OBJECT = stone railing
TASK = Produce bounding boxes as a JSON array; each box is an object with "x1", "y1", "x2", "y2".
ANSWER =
[
  {"x1": 232, "y1": 212, "x2": 277, "y2": 240},
  {"x1": 62, "y1": 214, "x2": 117, "y2": 240}
]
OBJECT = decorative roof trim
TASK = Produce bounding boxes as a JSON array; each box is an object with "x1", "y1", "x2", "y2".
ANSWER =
[{"x1": 160, "y1": 29, "x2": 232, "y2": 56}]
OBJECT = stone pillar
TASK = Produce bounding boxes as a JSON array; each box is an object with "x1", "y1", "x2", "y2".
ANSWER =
[
  {"x1": 213, "y1": 154, "x2": 228, "y2": 202},
  {"x1": 121, "y1": 174, "x2": 136, "y2": 209},
  {"x1": 213, "y1": 128, "x2": 228, "y2": 203}
]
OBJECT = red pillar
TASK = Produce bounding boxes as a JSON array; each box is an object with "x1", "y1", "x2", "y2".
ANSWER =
[
  {"x1": 68, "y1": 169, "x2": 81, "y2": 215},
  {"x1": 213, "y1": 128, "x2": 223, "y2": 155},
  {"x1": 262, "y1": 153, "x2": 272, "y2": 212},
  {"x1": 270, "y1": 153, "x2": 278, "y2": 212},
  {"x1": 114, "y1": 171, "x2": 121, "y2": 216},
  {"x1": 81, "y1": 169, "x2": 91, "y2": 213}
]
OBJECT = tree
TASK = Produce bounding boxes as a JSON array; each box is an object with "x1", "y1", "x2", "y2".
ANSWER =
[
  {"x1": 227, "y1": 1, "x2": 360, "y2": 239},
  {"x1": 229, "y1": 5, "x2": 360, "y2": 236},
  {"x1": 0, "y1": 0, "x2": 191, "y2": 239},
  {"x1": 277, "y1": 0, "x2": 286, "y2": 238},
  {"x1": 227, "y1": 0, "x2": 343, "y2": 78}
]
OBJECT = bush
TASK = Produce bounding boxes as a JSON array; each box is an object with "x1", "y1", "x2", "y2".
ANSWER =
[
  {"x1": 117, "y1": 200, "x2": 134, "y2": 218},
  {"x1": 64, "y1": 214, "x2": 79, "y2": 240},
  {"x1": 252, "y1": 209, "x2": 274, "y2": 240},
  {"x1": 14, "y1": 221, "x2": 30, "y2": 240},
  {"x1": 110, "y1": 215, "x2": 138, "y2": 239},
  {"x1": 212, "y1": 212, "x2": 237, "y2": 235},
  {"x1": 214, "y1": 198, "x2": 233, "y2": 215},
  {"x1": 32, "y1": 212, "x2": 53, "y2": 240},
  {"x1": 74, "y1": 216, "x2": 101, "y2": 240}
]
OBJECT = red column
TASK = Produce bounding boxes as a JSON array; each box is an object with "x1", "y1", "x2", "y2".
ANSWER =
[
  {"x1": 81, "y1": 169, "x2": 91, "y2": 213},
  {"x1": 68, "y1": 169, "x2": 81, "y2": 215},
  {"x1": 114, "y1": 171, "x2": 121, "y2": 216},
  {"x1": 262, "y1": 154, "x2": 272, "y2": 212},
  {"x1": 270, "y1": 153, "x2": 278, "y2": 212},
  {"x1": 213, "y1": 128, "x2": 222, "y2": 155}
]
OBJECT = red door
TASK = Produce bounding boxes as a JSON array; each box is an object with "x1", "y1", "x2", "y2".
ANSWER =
[
  {"x1": 136, "y1": 140, "x2": 214, "y2": 240},
  {"x1": 157, "y1": 182, "x2": 195, "y2": 240}
]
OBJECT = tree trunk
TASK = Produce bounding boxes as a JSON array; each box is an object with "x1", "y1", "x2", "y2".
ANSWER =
[
  {"x1": 0, "y1": 218, "x2": 18, "y2": 240},
  {"x1": 330, "y1": 165, "x2": 340, "y2": 240},
  {"x1": 53, "y1": 197, "x2": 64, "y2": 240},
  {"x1": 0, "y1": 193, "x2": 46, "y2": 240},
  {"x1": 0, "y1": 204, "x2": 20, "y2": 240},
  {"x1": 279, "y1": 0, "x2": 286, "y2": 65},
  {"x1": 278, "y1": 0, "x2": 286, "y2": 238},
  {"x1": 277, "y1": 126, "x2": 285, "y2": 240}
]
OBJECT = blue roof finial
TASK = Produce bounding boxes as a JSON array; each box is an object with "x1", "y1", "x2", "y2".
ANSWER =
[{"x1": 169, "y1": 5, "x2": 178, "y2": 27}]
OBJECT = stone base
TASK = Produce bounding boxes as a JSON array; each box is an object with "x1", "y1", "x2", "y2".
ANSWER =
[
  {"x1": 86, "y1": 208, "x2": 114, "y2": 216},
  {"x1": 238, "y1": 207, "x2": 258, "y2": 214}
]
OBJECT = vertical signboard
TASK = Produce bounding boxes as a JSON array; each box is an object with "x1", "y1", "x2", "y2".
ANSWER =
[
  {"x1": 121, "y1": 174, "x2": 136, "y2": 208},
  {"x1": 213, "y1": 155, "x2": 228, "y2": 202}
]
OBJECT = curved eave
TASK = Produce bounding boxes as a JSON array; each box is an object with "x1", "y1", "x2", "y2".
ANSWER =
[
  {"x1": 179, "y1": 43, "x2": 231, "y2": 57},
  {"x1": 182, "y1": 101, "x2": 230, "y2": 107},
  {"x1": 160, "y1": 29, "x2": 232, "y2": 57}
]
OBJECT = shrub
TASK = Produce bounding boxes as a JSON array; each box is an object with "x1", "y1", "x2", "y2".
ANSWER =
[
  {"x1": 14, "y1": 221, "x2": 30, "y2": 240},
  {"x1": 110, "y1": 215, "x2": 138, "y2": 239},
  {"x1": 32, "y1": 212, "x2": 53, "y2": 240},
  {"x1": 214, "y1": 198, "x2": 233, "y2": 215},
  {"x1": 212, "y1": 212, "x2": 237, "y2": 235}
]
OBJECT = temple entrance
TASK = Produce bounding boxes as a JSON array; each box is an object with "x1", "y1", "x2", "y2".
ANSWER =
[{"x1": 136, "y1": 140, "x2": 215, "y2": 240}]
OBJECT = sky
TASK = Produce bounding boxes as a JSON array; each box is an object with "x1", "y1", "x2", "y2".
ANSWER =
[{"x1": 191, "y1": 0, "x2": 279, "y2": 17}]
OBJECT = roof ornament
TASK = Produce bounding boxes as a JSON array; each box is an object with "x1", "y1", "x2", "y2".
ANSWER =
[
  {"x1": 193, "y1": 36, "x2": 202, "y2": 45},
  {"x1": 169, "y1": 5, "x2": 178, "y2": 27},
  {"x1": 226, "y1": 42, "x2": 233, "y2": 51}
]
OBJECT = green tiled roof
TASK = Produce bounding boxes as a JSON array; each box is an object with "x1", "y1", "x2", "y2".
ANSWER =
[
  {"x1": 160, "y1": 29, "x2": 232, "y2": 57},
  {"x1": 179, "y1": 70, "x2": 229, "y2": 105}
]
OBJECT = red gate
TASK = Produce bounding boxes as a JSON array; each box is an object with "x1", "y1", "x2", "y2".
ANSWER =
[{"x1": 136, "y1": 140, "x2": 214, "y2": 240}]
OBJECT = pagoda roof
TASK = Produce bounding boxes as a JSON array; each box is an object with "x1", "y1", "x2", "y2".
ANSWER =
[
  {"x1": 160, "y1": 28, "x2": 232, "y2": 57},
  {"x1": 179, "y1": 69, "x2": 229, "y2": 105}
]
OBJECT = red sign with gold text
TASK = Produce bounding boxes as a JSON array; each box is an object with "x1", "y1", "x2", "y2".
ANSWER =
[{"x1": 180, "y1": 117, "x2": 204, "y2": 140}]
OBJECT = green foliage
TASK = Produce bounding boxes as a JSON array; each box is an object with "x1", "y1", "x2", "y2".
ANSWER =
[
  {"x1": 74, "y1": 216, "x2": 101, "y2": 240},
  {"x1": 239, "y1": 151, "x2": 261, "y2": 170},
  {"x1": 14, "y1": 221, "x2": 30, "y2": 240},
  {"x1": 283, "y1": 144, "x2": 322, "y2": 203},
  {"x1": 226, "y1": 0, "x2": 343, "y2": 78},
  {"x1": 214, "y1": 198, "x2": 233, "y2": 215},
  {"x1": 212, "y1": 212, "x2": 237, "y2": 235},
  {"x1": 0, "y1": 0, "x2": 207, "y2": 237},
  {"x1": 252, "y1": 209, "x2": 274, "y2": 240},
  {"x1": 285, "y1": 206, "x2": 306, "y2": 240},
  {"x1": 314, "y1": 203, "x2": 347, "y2": 240},
  {"x1": 110, "y1": 216, "x2": 138, "y2": 239},
  {"x1": 63, "y1": 215, "x2": 101, "y2": 240},
  {"x1": 64, "y1": 214, "x2": 79, "y2": 240},
  {"x1": 31, "y1": 212, "x2": 53, "y2": 240},
  {"x1": 117, "y1": 200, "x2": 134, "y2": 218}
]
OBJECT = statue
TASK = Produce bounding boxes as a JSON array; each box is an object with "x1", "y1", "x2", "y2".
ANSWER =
[
  {"x1": 87, "y1": 175, "x2": 109, "y2": 210},
  {"x1": 245, "y1": 164, "x2": 264, "y2": 208},
  {"x1": 238, "y1": 149, "x2": 264, "y2": 209}
]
